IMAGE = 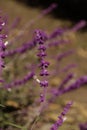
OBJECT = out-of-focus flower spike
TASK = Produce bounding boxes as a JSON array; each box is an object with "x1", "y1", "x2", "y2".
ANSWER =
[
  {"x1": 42, "y1": 3, "x2": 58, "y2": 15},
  {"x1": 50, "y1": 101, "x2": 73, "y2": 130},
  {"x1": 10, "y1": 17, "x2": 21, "y2": 29},
  {"x1": 60, "y1": 63, "x2": 77, "y2": 73},
  {"x1": 49, "y1": 27, "x2": 66, "y2": 39},
  {"x1": 51, "y1": 75, "x2": 87, "y2": 98},
  {"x1": 57, "y1": 49, "x2": 75, "y2": 61},
  {"x1": 5, "y1": 41, "x2": 35, "y2": 57},
  {"x1": 71, "y1": 20, "x2": 86, "y2": 32},
  {"x1": 79, "y1": 122, "x2": 87, "y2": 130},
  {"x1": 58, "y1": 73, "x2": 74, "y2": 90},
  {"x1": 50, "y1": 75, "x2": 87, "y2": 104},
  {"x1": 48, "y1": 39, "x2": 70, "y2": 47},
  {"x1": 0, "y1": 17, "x2": 7, "y2": 77},
  {"x1": 7, "y1": 3, "x2": 57, "y2": 45},
  {"x1": 3, "y1": 72, "x2": 34, "y2": 90}
]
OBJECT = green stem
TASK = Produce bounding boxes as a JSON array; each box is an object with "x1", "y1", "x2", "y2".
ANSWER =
[{"x1": 5, "y1": 122, "x2": 25, "y2": 129}]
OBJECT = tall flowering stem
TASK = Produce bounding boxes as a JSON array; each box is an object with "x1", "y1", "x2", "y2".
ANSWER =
[
  {"x1": 50, "y1": 101, "x2": 73, "y2": 130},
  {"x1": 0, "y1": 17, "x2": 7, "y2": 80},
  {"x1": 34, "y1": 29, "x2": 49, "y2": 102}
]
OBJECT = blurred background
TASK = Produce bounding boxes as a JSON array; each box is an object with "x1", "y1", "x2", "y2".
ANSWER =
[
  {"x1": 16, "y1": 0, "x2": 87, "y2": 21},
  {"x1": 0, "y1": 0, "x2": 87, "y2": 130}
]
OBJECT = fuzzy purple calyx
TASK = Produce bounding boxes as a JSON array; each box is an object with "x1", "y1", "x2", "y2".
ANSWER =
[
  {"x1": 40, "y1": 93, "x2": 44, "y2": 102},
  {"x1": 37, "y1": 51, "x2": 47, "y2": 58},
  {"x1": 40, "y1": 80, "x2": 48, "y2": 87},
  {"x1": 39, "y1": 60, "x2": 49, "y2": 68},
  {"x1": 40, "y1": 69, "x2": 49, "y2": 76},
  {"x1": 38, "y1": 45, "x2": 46, "y2": 51},
  {"x1": 34, "y1": 29, "x2": 48, "y2": 44}
]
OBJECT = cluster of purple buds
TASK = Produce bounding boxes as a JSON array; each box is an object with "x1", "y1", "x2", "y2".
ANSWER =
[
  {"x1": 0, "y1": 17, "x2": 7, "y2": 78},
  {"x1": 34, "y1": 29, "x2": 49, "y2": 102},
  {"x1": 50, "y1": 101, "x2": 73, "y2": 130}
]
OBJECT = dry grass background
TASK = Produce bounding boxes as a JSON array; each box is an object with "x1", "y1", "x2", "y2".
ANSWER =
[{"x1": 0, "y1": 0, "x2": 87, "y2": 130}]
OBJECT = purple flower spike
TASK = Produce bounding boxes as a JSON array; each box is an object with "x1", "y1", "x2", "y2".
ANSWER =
[
  {"x1": 10, "y1": 17, "x2": 21, "y2": 29},
  {"x1": 51, "y1": 75, "x2": 87, "y2": 99},
  {"x1": 40, "y1": 93, "x2": 44, "y2": 102},
  {"x1": 57, "y1": 49, "x2": 74, "y2": 61},
  {"x1": 5, "y1": 41, "x2": 36, "y2": 57},
  {"x1": 71, "y1": 20, "x2": 86, "y2": 32},
  {"x1": 3, "y1": 72, "x2": 34, "y2": 89},
  {"x1": 42, "y1": 3, "x2": 58, "y2": 15},
  {"x1": 39, "y1": 60, "x2": 49, "y2": 68},
  {"x1": 0, "y1": 79, "x2": 4, "y2": 82},
  {"x1": 34, "y1": 29, "x2": 48, "y2": 44},
  {"x1": 0, "y1": 17, "x2": 7, "y2": 76},
  {"x1": 49, "y1": 27, "x2": 66, "y2": 39},
  {"x1": 40, "y1": 80, "x2": 48, "y2": 87},
  {"x1": 50, "y1": 101, "x2": 73, "y2": 130},
  {"x1": 61, "y1": 63, "x2": 77, "y2": 73},
  {"x1": 37, "y1": 51, "x2": 47, "y2": 58},
  {"x1": 38, "y1": 45, "x2": 46, "y2": 51},
  {"x1": 34, "y1": 29, "x2": 49, "y2": 102},
  {"x1": 0, "y1": 21, "x2": 4, "y2": 31},
  {"x1": 58, "y1": 73, "x2": 74, "y2": 90},
  {"x1": 48, "y1": 39, "x2": 70, "y2": 47},
  {"x1": 79, "y1": 122, "x2": 87, "y2": 130},
  {"x1": 40, "y1": 69, "x2": 49, "y2": 76}
]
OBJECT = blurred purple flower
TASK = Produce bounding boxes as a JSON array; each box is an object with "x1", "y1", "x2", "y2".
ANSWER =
[
  {"x1": 0, "y1": 17, "x2": 7, "y2": 77},
  {"x1": 71, "y1": 20, "x2": 86, "y2": 32},
  {"x1": 50, "y1": 101, "x2": 73, "y2": 130},
  {"x1": 58, "y1": 73, "x2": 74, "y2": 90},
  {"x1": 48, "y1": 39, "x2": 70, "y2": 47},
  {"x1": 52, "y1": 75, "x2": 87, "y2": 98},
  {"x1": 60, "y1": 63, "x2": 77, "y2": 73},
  {"x1": 79, "y1": 122, "x2": 87, "y2": 130},
  {"x1": 7, "y1": 3, "x2": 57, "y2": 45},
  {"x1": 49, "y1": 27, "x2": 67, "y2": 39},
  {"x1": 57, "y1": 49, "x2": 75, "y2": 61},
  {"x1": 5, "y1": 41, "x2": 36, "y2": 57},
  {"x1": 10, "y1": 17, "x2": 21, "y2": 29},
  {"x1": 42, "y1": 3, "x2": 57, "y2": 15},
  {"x1": 3, "y1": 72, "x2": 34, "y2": 90}
]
